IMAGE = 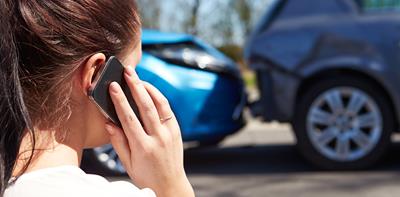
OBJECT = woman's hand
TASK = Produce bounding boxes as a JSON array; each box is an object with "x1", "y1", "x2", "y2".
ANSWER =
[{"x1": 104, "y1": 66, "x2": 194, "y2": 197}]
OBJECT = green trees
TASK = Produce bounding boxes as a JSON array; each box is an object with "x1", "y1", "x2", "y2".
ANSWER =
[
  {"x1": 136, "y1": 0, "x2": 161, "y2": 29},
  {"x1": 363, "y1": 0, "x2": 400, "y2": 9},
  {"x1": 136, "y1": 0, "x2": 272, "y2": 65},
  {"x1": 136, "y1": 0, "x2": 270, "y2": 46}
]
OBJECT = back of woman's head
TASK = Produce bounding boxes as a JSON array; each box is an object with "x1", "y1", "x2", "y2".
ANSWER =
[{"x1": 0, "y1": 0, "x2": 141, "y2": 194}]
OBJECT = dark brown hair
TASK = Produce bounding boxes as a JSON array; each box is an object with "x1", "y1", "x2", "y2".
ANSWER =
[{"x1": 0, "y1": 0, "x2": 141, "y2": 195}]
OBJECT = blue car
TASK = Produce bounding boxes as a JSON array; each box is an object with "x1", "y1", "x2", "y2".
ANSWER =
[
  {"x1": 246, "y1": 0, "x2": 400, "y2": 169},
  {"x1": 82, "y1": 30, "x2": 246, "y2": 175}
]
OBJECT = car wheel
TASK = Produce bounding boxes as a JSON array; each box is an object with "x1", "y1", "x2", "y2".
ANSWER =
[
  {"x1": 82, "y1": 144, "x2": 126, "y2": 176},
  {"x1": 293, "y1": 76, "x2": 394, "y2": 170}
]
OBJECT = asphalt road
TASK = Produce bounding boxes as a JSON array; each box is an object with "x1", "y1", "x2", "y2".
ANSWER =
[{"x1": 110, "y1": 120, "x2": 400, "y2": 197}]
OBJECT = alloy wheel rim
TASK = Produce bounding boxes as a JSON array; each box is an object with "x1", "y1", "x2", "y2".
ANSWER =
[
  {"x1": 306, "y1": 87, "x2": 382, "y2": 162},
  {"x1": 94, "y1": 144, "x2": 126, "y2": 173}
]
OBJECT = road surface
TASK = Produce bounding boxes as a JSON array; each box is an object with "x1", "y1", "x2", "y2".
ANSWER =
[{"x1": 110, "y1": 120, "x2": 400, "y2": 197}]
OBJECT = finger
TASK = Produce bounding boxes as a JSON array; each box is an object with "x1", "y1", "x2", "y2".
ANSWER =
[
  {"x1": 109, "y1": 82, "x2": 147, "y2": 144},
  {"x1": 105, "y1": 123, "x2": 132, "y2": 170},
  {"x1": 143, "y1": 82, "x2": 176, "y2": 125},
  {"x1": 124, "y1": 66, "x2": 161, "y2": 133},
  {"x1": 143, "y1": 82, "x2": 182, "y2": 138}
]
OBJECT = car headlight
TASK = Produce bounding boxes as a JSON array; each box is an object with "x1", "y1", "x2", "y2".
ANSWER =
[{"x1": 144, "y1": 42, "x2": 238, "y2": 75}]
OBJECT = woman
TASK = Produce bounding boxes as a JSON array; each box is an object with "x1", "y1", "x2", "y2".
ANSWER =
[{"x1": 0, "y1": 0, "x2": 194, "y2": 197}]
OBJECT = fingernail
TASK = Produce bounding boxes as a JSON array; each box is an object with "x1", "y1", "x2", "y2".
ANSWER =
[
  {"x1": 105, "y1": 123, "x2": 115, "y2": 135},
  {"x1": 125, "y1": 66, "x2": 139, "y2": 79},
  {"x1": 110, "y1": 82, "x2": 120, "y2": 94}
]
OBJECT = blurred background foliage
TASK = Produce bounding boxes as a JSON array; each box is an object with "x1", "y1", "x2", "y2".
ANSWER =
[
  {"x1": 364, "y1": 0, "x2": 400, "y2": 9},
  {"x1": 136, "y1": 0, "x2": 272, "y2": 63}
]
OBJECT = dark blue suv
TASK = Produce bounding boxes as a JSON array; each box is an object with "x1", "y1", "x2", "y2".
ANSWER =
[{"x1": 246, "y1": 0, "x2": 400, "y2": 169}]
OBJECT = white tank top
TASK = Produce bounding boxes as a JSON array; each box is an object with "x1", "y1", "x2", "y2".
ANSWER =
[{"x1": 4, "y1": 165, "x2": 156, "y2": 197}]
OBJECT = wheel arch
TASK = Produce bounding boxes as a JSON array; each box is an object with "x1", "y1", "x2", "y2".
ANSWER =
[{"x1": 295, "y1": 68, "x2": 399, "y2": 131}]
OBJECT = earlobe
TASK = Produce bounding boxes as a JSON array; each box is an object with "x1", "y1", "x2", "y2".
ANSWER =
[{"x1": 80, "y1": 53, "x2": 106, "y2": 95}]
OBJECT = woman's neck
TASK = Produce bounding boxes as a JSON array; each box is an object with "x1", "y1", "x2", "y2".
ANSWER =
[{"x1": 12, "y1": 128, "x2": 85, "y2": 177}]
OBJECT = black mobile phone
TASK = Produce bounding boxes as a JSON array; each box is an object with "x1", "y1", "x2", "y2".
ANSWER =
[{"x1": 88, "y1": 56, "x2": 140, "y2": 128}]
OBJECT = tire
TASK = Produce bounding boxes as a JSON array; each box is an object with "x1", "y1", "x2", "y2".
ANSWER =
[
  {"x1": 293, "y1": 75, "x2": 394, "y2": 170},
  {"x1": 81, "y1": 145, "x2": 126, "y2": 176}
]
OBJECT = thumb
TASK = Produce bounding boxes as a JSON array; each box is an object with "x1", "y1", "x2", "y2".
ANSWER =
[{"x1": 105, "y1": 123, "x2": 132, "y2": 170}]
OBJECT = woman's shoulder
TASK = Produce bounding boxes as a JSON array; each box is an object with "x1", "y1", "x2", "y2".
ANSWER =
[{"x1": 4, "y1": 166, "x2": 155, "y2": 197}]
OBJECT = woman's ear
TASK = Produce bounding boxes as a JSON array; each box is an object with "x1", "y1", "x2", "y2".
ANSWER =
[{"x1": 80, "y1": 53, "x2": 106, "y2": 95}]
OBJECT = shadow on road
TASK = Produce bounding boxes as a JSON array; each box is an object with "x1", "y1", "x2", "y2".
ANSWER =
[{"x1": 184, "y1": 142, "x2": 400, "y2": 175}]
